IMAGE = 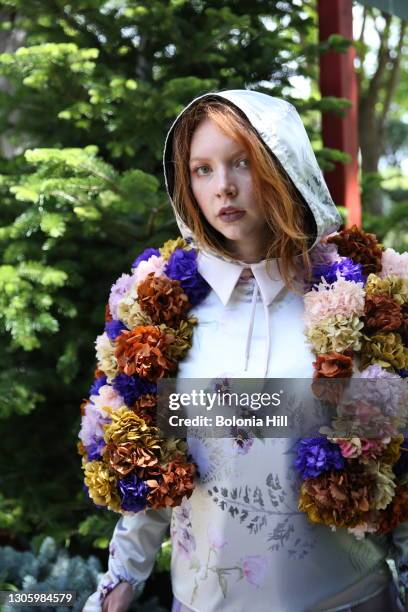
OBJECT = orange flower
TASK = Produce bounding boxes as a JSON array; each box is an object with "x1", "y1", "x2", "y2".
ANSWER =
[
  {"x1": 313, "y1": 352, "x2": 353, "y2": 378},
  {"x1": 327, "y1": 226, "x2": 383, "y2": 275},
  {"x1": 364, "y1": 295, "x2": 402, "y2": 332},
  {"x1": 115, "y1": 325, "x2": 176, "y2": 381},
  {"x1": 145, "y1": 459, "x2": 196, "y2": 509},
  {"x1": 107, "y1": 441, "x2": 159, "y2": 477},
  {"x1": 137, "y1": 273, "x2": 190, "y2": 327},
  {"x1": 131, "y1": 393, "x2": 157, "y2": 425}
]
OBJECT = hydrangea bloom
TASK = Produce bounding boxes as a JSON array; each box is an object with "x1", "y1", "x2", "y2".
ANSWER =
[
  {"x1": 312, "y1": 258, "x2": 364, "y2": 286},
  {"x1": 131, "y1": 248, "x2": 160, "y2": 269},
  {"x1": 89, "y1": 375, "x2": 107, "y2": 397},
  {"x1": 165, "y1": 248, "x2": 210, "y2": 306},
  {"x1": 79, "y1": 402, "x2": 111, "y2": 460},
  {"x1": 112, "y1": 373, "x2": 157, "y2": 407},
  {"x1": 380, "y1": 248, "x2": 408, "y2": 280},
  {"x1": 95, "y1": 332, "x2": 118, "y2": 381},
  {"x1": 306, "y1": 314, "x2": 364, "y2": 354},
  {"x1": 295, "y1": 437, "x2": 345, "y2": 479},
  {"x1": 117, "y1": 473, "x2": 149, "y2": 512},
  {"x1": 304, "y1": 278, "x2": 365, "y2": 326},
  {"x1": 108, "y1": 273, "x2": 133, "y2": 320},
  {"x1": 133, "y1": 255, "x2": 166, "y2": 285},
  {"x1": 105, "y1": 319, "x2": 128, "y2": 341},
  {"x1": 359, "y1": 364, "x2": 406, "y2": 417},
  {"x1": 91, "y1": 383, "x2": 123, "y2": 406},
  {"x1": 333, "y1": 437, "x2": 386, "y2": 460}
]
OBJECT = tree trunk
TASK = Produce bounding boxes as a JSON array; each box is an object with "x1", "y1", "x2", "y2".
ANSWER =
[
  {"x1": 0, "y1": 9, "x2": 25, "y2": 158},
  {"x1": 358, "y1": 14, "x2": 406, "y2": 216}
]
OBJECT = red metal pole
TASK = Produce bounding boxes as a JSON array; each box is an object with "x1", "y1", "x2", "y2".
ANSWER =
[{"x1": 318, "y1": 0, "x2": 362, "y2": 227}]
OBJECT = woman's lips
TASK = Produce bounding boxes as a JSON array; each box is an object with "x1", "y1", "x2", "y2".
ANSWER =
[{"x1": 218, "y1": 208, "x2": 246, "y2": 223}]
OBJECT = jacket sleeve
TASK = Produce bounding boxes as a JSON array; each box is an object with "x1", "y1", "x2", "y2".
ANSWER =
[
  {"x1": 391, "y1": 520, "x2": 408, "y2": 600},
  {"x1": 83, "y1": 507, "x2": 172, "y2": 611}
]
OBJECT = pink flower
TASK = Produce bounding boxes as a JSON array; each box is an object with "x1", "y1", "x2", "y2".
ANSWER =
[
  {"x1": 333, "y1": 436, "x2": 387, "y2": 460},
  {"x1": 78, "y1": 401, "x2": 110, "y2": 448},
  {"x1": 241, "y1": 555, "x2": 270, "y2": 588},
  {"x1": 304, "y1": 278, "x2": 365, "y2": 326},
  {"x1": 91, "y1": 384, "x2": 124, "y2": 413},
  {"x1": 380, "y1": 248, "x2": 408, "y2": 280},
  {"x1": 133, "y1": 255, "x2": 166, "y2": 285}
]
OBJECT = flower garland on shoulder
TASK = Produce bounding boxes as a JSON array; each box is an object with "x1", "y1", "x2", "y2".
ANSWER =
[
  {"x1": 79, "y1": 226, "x2": 408, "y2": 532},
  {"x1": 78, "y1": 238, "x2": 210, "y2": 514},
  {"x1": 297, "y1": 225, "x2": 408, "y2": 538}
]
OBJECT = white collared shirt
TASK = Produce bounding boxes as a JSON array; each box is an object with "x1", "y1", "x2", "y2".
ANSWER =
[{"x1": 84, "y1": 253, "x2": 406, "y2": 612}]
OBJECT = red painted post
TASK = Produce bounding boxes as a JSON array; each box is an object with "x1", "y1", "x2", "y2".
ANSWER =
[{"x1": 318, "y1": 0, "x2": 362, "y2": 227}]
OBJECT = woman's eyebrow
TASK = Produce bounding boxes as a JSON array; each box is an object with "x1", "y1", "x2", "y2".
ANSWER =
[{"x1": 189, "y1": 149, "x2": 246, "y2": 163}]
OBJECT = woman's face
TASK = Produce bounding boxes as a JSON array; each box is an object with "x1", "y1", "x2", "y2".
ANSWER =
[{"x1": 189, "y1": 118, "x2": 270, "y2": 262}]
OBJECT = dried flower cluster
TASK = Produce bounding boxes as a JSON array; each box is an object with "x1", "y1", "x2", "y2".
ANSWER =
[{"x1": 299, "y1": 228, "x2": 408, "y2": 537}]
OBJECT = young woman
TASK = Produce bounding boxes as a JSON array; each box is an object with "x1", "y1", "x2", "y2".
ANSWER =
[{"x1": 83, "y1": 90, "x2": 408, "y2": 612}]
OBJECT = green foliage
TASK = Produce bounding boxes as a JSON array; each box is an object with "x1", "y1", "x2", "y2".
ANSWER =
[
  {"x1": 0, "y1": 2, "x2": 349, "y2": 600},
  {"x1": 155, "y1": 537, "x2": 172, "y2": 573},
  {"x1": 0, "y1": 536, "x2": 102, "y2": 611}
]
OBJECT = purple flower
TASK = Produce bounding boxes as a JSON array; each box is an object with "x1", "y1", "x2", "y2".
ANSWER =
[
  {"x1": 117, "y1": 474, "x2": 148, "y2": 512},
  {"x1": 165, "y1": 248, "x2": 210, "y2": 306},
  {"x1": 86, "y1": 439, "x2": 105, "y2": 461},
  {"x1": 312, "y1": 257, "x2": 364, "y2": 286},
  {"x1": 132, "y1": 248, "x2": 160, "y2": 269},
  {"x1": 398, "y1": 369, "x2": 408, "y2": 379},
  {"x1": 105, "y1": 319, "x2": 128, "y2": 340},
  {"x1": 89, "y1": 375, "x2": 107, "y2": 396},
  {"x1": 112, "y1": 373, "x2": 156, "y2": 406},
  {"x1": 394, "y1": 438, "x2": 408, "y2": 477},
  {"x1": 108, "y1": 273, "x2": 133, "y2": 320},
  {"x1": 295, "y1": 437, "x2": 345, "y2": 479}
]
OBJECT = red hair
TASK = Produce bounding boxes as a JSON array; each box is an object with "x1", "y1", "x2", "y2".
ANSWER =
[{"x1": 171, "y1": 96, "x2": 315, "y2": 288}]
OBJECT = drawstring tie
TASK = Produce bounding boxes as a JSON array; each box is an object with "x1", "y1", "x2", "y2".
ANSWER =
[{"x1": 243, "y1": 275, "x2": 271, "y2": 377}]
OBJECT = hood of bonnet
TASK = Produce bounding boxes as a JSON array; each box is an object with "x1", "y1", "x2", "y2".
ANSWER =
[{"x1": 162, "y1": 89, "x2": 341, "y2": 253}]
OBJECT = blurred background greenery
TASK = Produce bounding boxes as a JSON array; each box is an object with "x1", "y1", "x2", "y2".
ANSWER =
[{"x1": 0, "y1": 0, "x2": 406, "y2": 609}]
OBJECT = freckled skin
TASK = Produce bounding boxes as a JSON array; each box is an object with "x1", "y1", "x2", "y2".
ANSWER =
[{"x1": 189, "y1": 118, "x2": 270, "y2": 263}]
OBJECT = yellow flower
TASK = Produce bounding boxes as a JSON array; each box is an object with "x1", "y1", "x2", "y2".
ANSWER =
[
  {"x1": 83, "y1": 460, "x2": 121, "y2": 512},
  {"x1": 116, "y1": 296, "x2": 151, "y2": 329},
  {"x1": 159, "y1": 238, "x2": 191, "y2": 260},
  {"x1": 361, "y1": 332, "x2": 408, "y2": 370},
  {"x1": 365, "y1": 274, "x2": 408, "y2": 305},
  {"x1": 103, "y1": 407, "x2": 187, "y2": 463},
  {"x1": 161, "y1": 317, "x2": 197, "y2": 361},
  {"x1": 306, "y1": 314, "x2": 363, "y2": 354}
]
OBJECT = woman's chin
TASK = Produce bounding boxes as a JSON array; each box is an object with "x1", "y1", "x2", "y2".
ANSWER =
[{"x1": 217, "y1": 226, "x2": 247, "y2": 242}]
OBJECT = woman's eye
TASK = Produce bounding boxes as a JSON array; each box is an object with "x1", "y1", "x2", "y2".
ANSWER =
[
  {"x1": 237, "y1": 158, "x2": 249, "y2": 168},
  {"x1": 195, "y1": 165, "x2": 210, "y2": 176}
]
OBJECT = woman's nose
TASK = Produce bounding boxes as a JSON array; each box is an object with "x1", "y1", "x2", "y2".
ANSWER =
[{"x1": 215, "y1": 168, "x2": 237, "y2": 198}]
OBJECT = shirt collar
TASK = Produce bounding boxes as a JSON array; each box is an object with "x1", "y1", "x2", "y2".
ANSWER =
[{"x1": 197, "y1": 250, "x2": 285, "y2": 307}]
